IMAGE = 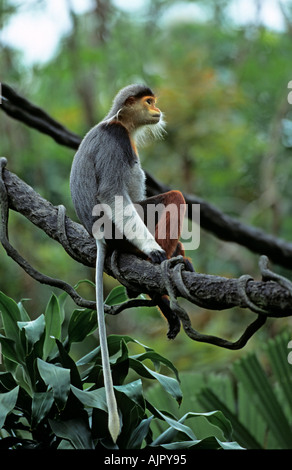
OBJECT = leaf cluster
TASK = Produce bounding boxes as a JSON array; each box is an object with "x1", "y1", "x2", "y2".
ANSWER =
[
  {"x1": 147, "y1": 332, "x2": 292, "y2": 449},
  {"x1": 0, "y1": 289, "x2": 241, "y2": 449}
]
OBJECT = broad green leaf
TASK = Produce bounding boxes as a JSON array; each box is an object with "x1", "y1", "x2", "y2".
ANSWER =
[
  {"x1": 43, "y1": 294, "x2": 62, "y2": 359},
  {"x1": 0, "y1": 386, "x2": 19, "y2": 429},
  {"x1": 131, "y1": 351, "x2": 180, "y2": 381},
  {"x1": 107, "y1": 337, "x2": 130, "y2": 367},
  {"x1": 57, "y1": 439, "x2": 75, "y2": 449},
  {"x1": 115, "y1": 380, "x2": 145, "y2": 410},
  {"x1": 17, "y1": 314, "x2": 45, "y2": 350},
  {"x1": 49, "y1": 418, "x2": 94, "y2": 449},
  {"x1": 57, "y1": 291, "x2": 68, "y2": 323},
  {"x1": 74, "y1": 279, "x2": 95, "y2": 290},
  {"x1": 80, "y1": 334, "x2": 161, "y2": 367},
  {"x1": 178, "y1": 410, "x2": 233, "y2": 442},
  {"x1": 127, "y1": 417, "x2": 153, "y2": 449},
  {"x1": 0, "y1": 292, "x2": 24, "y2": 359},
  {"x1": 153, "y1": 440, "x2": 204, "y2": 450},
  {"x1": 77, "y1": 336, "x2": 128, "y2": 366},
  {"x1": 55, "y1": 339, "x2": 82, "y2": 389},
  {"x1": 109, "y1": 338, "x2": 130, "y2": 365},
  {"x1": 151, "y1": 408, "x2": 196, "y2": 445},
  {"x1": 157, "y1": 437, "x2": 244, "y2": 450},
  {"x1": 215, "y1": 438, "x2": 245, "y2": 450},
  {"x1": 76, "y1": 345, "x2": 101, "y2": 366},
  {"x1": 148, "y1": 396, "x2": 238, "y2": 449},
  {"x1": 14, "y1": 364, "x2": 33, "y2": 396},
  {"x1": 107, "y1": 334, "x2": 154, "y2": 353},
  {"x1": 31, "y1": 391, "x2": 54, "y2": 426},
  {"x1": 68, "y1": 308, "x2": 97, "y2": 344},
  {"x1": 0, "y1": 334, "x2": 19, "y2": 365},
  {"x1": 105, "y1": 286, "x2": 128, "y2": 306},
  {"x1": 129, "y1": 359, "x2": 182, "y2": 404},
  {"x1": 0, "y1": 371, "x2": 17, "y2": 392},
  {"x1": 71, "y1": 385, "x2": 108, "y2": 412},
  {"x1": 37, "y1": 358, "x2": 70, "y2": 409},
  {"x1": 17, "y1": 300, "x2": 31, "y2": 322},
  {"x1": 197, "y1": 387, "x2": 262, "y2": 449}
]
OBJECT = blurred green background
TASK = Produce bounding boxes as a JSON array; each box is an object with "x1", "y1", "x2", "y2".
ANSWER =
[{"x1": 1, "y1": 0, "x2": 292, "y2": 373}]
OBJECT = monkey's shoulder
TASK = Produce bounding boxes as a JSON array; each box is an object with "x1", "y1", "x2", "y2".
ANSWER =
[
  {"x1": 75, "y1": 121, "x2": 139, "y2": 182},
  {"x1": 99, "y1": 121, "x2": 137, "y2": 160},
  {"x1": 99, "y1": 120, "x2": 128, "y2": 137}
]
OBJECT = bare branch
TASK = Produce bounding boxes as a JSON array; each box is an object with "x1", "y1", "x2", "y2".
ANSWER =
[{"x1": 0, "y1": 83, "x2": 80, "y2": 149}]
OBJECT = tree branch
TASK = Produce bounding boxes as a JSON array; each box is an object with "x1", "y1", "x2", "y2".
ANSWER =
[
  {"x1": 1, "y1": 158, "x2": 292, "y2": 350},
  {"x1": 1, "y1": 83, "x2": 292, "y2": 349},
  {"x1": 0, "y1": 83, "x2": 80, "y2": 149},
  {"x1": 2, "y1": 82, "x2": 292, "y2": 268}
]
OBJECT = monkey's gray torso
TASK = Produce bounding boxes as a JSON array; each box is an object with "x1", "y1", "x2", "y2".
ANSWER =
[{"x1": 70, "y1": 121, "x2": 146, "y2": 236}]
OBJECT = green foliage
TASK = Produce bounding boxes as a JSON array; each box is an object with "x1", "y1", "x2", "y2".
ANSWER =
[
  {"x1": 0, "y1": 290, "x2": 242, "y2": 449},
  {"x1": 147, "y1": 332, "x2": 292, "y2": 449}
]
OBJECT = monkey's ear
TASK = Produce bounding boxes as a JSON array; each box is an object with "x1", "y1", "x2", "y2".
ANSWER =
[{"x1": 125, "y1": 96, "x2": 136, "y2": 106}]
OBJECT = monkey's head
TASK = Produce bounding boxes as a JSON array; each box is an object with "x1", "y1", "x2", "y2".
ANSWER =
[{"x1": 105, "y1": 84, "x2": 164, "y2": 132}]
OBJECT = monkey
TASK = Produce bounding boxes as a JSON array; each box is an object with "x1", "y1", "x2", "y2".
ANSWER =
[{"x1": 70, "y1": 84, "x2": 193, "y2": 443}]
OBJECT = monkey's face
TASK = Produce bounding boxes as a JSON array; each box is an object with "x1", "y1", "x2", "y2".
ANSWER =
[
  {"x1": 123, "y1": 95, "x2": 162, "y2": 128},
  {"x1": 140, "y1": 96, "x2": 161, "y2": 124}
]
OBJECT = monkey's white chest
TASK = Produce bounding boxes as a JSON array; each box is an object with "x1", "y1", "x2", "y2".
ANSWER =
[{"x1": 128, "y1": 161, "x2": 146, "y2": 202}]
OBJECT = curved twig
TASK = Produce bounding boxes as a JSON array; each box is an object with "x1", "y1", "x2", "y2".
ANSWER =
[{"x1": 159, "y1": 256, "x2": 266, "y2": 350}]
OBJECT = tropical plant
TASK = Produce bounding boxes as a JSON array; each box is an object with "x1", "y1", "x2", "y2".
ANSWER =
[
  {"x1": 0, "y1": 289, "x2": 242, "y2": 449},
  {"x1": 147, "y1": 332, "x2": 292, "y2": 449}
]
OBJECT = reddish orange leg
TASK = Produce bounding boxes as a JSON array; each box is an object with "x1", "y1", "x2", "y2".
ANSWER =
[
  {"x1": 137, "y1": 190, "x2": 194, "y2": 338},
  {"x1": 139, "y1": 190, "x2": 194, "y2": 270}
]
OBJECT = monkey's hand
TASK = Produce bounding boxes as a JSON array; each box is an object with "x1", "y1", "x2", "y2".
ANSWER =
[{"x1": 149, "y1": 249, "x2": 167, "y2": 264}]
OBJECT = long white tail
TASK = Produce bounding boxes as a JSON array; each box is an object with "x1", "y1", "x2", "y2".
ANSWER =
[{"x1": 95, "y1": 239, "x2": 120, "y2": 443}]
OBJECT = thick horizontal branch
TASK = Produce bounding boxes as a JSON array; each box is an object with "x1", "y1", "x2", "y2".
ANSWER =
[
  {"x1": 3, "y1": 168, "x2": 94, "y2": 267},
  {"x1": 104, "y1": 251, "x2": 292, "y2": 317},
  {"x1": 2, "y1": 166, "x2": 292, "y2": 320},
  {"x1": 2, "y1": 83, "x2": 292, "y2": 268}
]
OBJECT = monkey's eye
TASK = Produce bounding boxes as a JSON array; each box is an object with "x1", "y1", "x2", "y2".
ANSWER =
[{"x1": 146, "y1": 98, "x2": 153, "y2": 105}]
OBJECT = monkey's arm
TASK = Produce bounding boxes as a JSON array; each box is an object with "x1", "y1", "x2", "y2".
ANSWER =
[{"x1": 94, "y1": 192, "x2": 167, "y2": 263}]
